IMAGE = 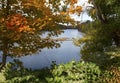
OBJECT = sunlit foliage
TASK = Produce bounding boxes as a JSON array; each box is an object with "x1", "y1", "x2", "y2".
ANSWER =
[
  {"x1": 78, "y1": 0, "x2": 120, "y2": 67},
  {"x1": 1, "y1": 60, "x2": 120, "y2": 83},
  {"x1": 0, "y1": 0, "x2": 82, "y2": 68},
  {"x1": 0, "y1": 60, "x2": 107, "y2": 83}
]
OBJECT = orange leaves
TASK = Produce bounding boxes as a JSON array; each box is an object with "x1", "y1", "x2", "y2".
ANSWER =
[
  {"x1": 3, "y1": 14, "x2": 34, "y2": 42},
  {"x1": 70, "y1": 0, "x2": 78, "y2": 4},
  {"x1": 18, "y1": 25, "x2": 34, "y2": 33},
  {"x1": 6, "y1": 14, "x2": 34, "y2": 33}
]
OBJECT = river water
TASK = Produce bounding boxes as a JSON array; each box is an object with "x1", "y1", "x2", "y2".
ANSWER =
[{"x1": 1, "y1": 29, "x2": 83, "y2": 69}]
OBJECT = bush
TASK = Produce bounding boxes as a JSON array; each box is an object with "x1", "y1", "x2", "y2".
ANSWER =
[
  {"x1": 0, "y1": 60, "x2": 115, "y2": 83},
  {"x1": 48, "y1": 61, "x2": 102, "y2": 83}
]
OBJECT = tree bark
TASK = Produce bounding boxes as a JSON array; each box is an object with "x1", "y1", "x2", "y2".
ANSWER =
[
  {"x1": 0, "y1": 41, "x2": 8, "y2": 71},
  {"x1": 92, "y1": 0, "x2": 107, "y2": 23},
  {"x1": 112, "y1": 30, "x2": 120, "y2": 46},
  {"x1": 0, "y1": 0, "x2": 10, "y2": 71}
]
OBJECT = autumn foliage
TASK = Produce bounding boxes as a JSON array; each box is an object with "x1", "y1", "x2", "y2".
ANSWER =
[
  {"x1": 5, "y1": 14, "x2": 34, "y2": 33},
  {"x1": 0, "y1": 0, "x2": 83, "y2": 67}
]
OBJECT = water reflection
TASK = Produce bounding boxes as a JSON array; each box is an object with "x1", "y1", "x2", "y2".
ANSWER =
[
  {"x1": 0, "y1": 29, "x2": 83, "y2": 69},
  {"x1": 18, "y1": 41, "x2": 81, "y2": 69}
]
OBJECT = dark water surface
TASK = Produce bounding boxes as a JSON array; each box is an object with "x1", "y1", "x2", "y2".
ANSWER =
[{"x1": 1, "y1": 29, "x2": 83, "y2": 69}]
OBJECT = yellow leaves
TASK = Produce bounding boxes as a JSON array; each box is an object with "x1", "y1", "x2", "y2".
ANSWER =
[
  {"x1": 0, "y1": 18, "x2": 7, "y2": 33},
  {"x1": 10, "y1": 47, "x2": 23, "y2": 56},
  {"x1": 92, "y1": 9, "x2": 96, "y2": 15},
  {"x1": 32, "y1": 15, "x2": 55, "y2": 30},
  {"x1": 0, "y1": 18, "x2": 5, "y2": 23},
  {"x1": 13, "y1": 34, "x2": 22, "y2": 41},
  {"x1": 18, "y1": 25, "x2": 34, "y2": 33},
  {"x1": 68, "y1": 6, "x2": 75, "y2": 14},
  {"x1": 6, "y1": 32, "x2": 22, "y2": 41},
  {"x1": 38, "y1": 23, "x2": 46, "y2": 30},
  {"x1": 75, "y1": 6, "x2": 82, "y2": 14},
  {"x1": 67, "y1": 0, "x2": 82, "y2": 15},
  {"x1": 22, "y1": 0, "x2": 45, "y2": 9},
  {"x1": 7, "y1": 33, "x2": 15, "y2": 39},
  {"x1": 60, "y1": 12, "x2": 67, "y2": 15},
  {"x1": 48, "y1": 18, "x2": 52, "y2": 21},
  {"x1": 0, "y1": 73, "x2": 6, "y2": 82},
  {"x1": 89, "y1": 9, "x2": 96, "y2": 16},
  {"x1": 68, "y1": 5, "x2": 82, "y2": 14},
  {"x1": 21, "y1": 0, "x2": 82, "y2": 29},
  {"x1": 79, "y1": 36, "x2": 92, "y2": 44}
]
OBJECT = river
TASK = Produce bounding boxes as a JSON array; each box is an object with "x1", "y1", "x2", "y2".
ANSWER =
[{"x1": 1, "y1": 29, "x2": 83, "y2": 69}]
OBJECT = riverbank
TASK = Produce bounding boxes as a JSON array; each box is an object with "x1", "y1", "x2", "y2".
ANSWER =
[
  {"x1": 1, "y1": 60, "x2": 118, "y2": 83},
  {"x1": 58, "y1": 24, "x2": 78, "y2": 29}
]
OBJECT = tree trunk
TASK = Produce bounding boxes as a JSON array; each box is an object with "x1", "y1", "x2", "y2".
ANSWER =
[
  {"x1": 0, "y1": 54, "x2": 7, "y2": 69},
  {"x1": 92, "y1": 0, "x2": 107, "y2": 23},
  {"x1": 112, "y1": 31, "x2": 120, "y2": 46},
  {"x1": 0, "y1": 42, "x2": 8, "y2": 71},
  {"x1": 0, "y1": 0, "x2": 10, "y2": 71}
]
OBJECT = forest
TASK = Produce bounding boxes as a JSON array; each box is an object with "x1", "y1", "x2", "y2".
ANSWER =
[{"x1": 0, "y1": 0, "x2": 120, "y2": 83}]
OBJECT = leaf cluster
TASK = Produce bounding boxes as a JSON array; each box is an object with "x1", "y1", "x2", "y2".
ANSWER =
[{"x1": 0, "y1": 60, "x2": 116, "y2": 83}]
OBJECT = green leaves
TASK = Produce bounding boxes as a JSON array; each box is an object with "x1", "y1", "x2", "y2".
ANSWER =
[
  {"x1": 79, "y1": 0, "x2": 120, "y2": 65},
  {"x1": 0, "y1": 0, "x2": 78, "y2": 59},
  {"x1": 48, "y1": 61, "x2": 102, "y2": 83},
  {"x1": 0, "y1": 73, "x2": 6, "y2": 82},
  {"x1": 1, "y1": 60, "x2": 118, "y2": 83}
]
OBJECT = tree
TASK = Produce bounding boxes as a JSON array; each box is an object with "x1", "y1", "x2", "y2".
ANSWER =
[
  {"x1": 79, "y1": 0, "x2": 120, "y2": 65},
  {"x1": 0, "y1": 0, "x2": 82, "y2": 69}
]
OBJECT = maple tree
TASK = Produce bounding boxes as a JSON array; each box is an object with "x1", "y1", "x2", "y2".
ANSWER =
[{"x1": 0, "y1": 0, "x2": 82, "y2": 68}]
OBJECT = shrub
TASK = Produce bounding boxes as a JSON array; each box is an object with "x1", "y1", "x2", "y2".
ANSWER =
[{"x1": 0, "y1": 60, "x2": 116, "y2": 83}]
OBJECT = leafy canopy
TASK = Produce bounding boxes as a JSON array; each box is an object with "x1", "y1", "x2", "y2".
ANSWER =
[
  {"x1": 78, "y1": 0, "x2": 120, "y2": 66},
  {"x1": 0, "y1": 0, "x2": 82, "y2": 57}
]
